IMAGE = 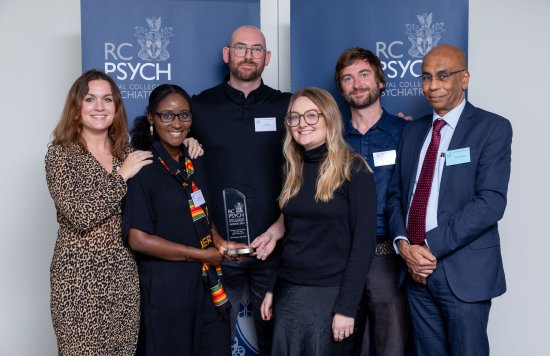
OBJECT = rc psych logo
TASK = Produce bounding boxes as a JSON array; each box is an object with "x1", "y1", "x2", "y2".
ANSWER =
[
  {"x1": 376, "y1": 12, "x2": 446, "y2": 98},
  {"x1": 406, "y1": 13, "x2": 444, "y2": 58},
  {"x1": 104, "y1": 17, "x2": 173, "y2": 83},
  {"x1": 135, "y1": 17, "x2": 173, "y2": 61},
  {"x1": 233, "y1": 290, "x2": 259, "y2": 356}
]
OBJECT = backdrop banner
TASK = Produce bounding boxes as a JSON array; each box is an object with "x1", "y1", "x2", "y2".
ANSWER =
[
  {"x1": 81, "y1": 0, "x2": 260, "y2": 127},
  {"x1": 81, "y1": 2, "x2": 261, "y2": 355},
  {"x1": 291, "y1": 0, "x2": 468, "y2": 119}
]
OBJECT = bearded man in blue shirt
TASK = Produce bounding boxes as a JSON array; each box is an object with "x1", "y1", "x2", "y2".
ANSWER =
[{"x1": 335, "y1": 47, "x2": 410, "y2": 356}]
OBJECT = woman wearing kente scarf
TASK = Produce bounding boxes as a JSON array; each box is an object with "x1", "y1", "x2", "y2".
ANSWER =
[
  {"x1": 259, "y1": 87, "x2": 377, "y2": 355},
  {"x1": 123, "y1": 84, "x2": 231, "y2": 355}
]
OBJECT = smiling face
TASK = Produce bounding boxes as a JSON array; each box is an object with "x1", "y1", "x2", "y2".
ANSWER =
[
  {"x1": 422, "y1": 45, "x2": 469, "y2": 116},
  {"x1": 223, "y1": 26, "x2": 271, "y2": 82},
  {"x1": 339, "y1": 60, "x2": 384, "y2": 109},
  {"x1": 148, "y1": 93, "x2": 192, "y2": 159},
  {"x1": 80, "y1": 79, "x2": 115, "y2": 135},
  {"x1": 289, "y1": 96, "x2": 327, "y2": 151}
]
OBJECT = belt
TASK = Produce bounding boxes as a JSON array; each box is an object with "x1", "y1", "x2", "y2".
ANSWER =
[{"x1": 375, "y1": 239, "x2": 395, "y2": 256}]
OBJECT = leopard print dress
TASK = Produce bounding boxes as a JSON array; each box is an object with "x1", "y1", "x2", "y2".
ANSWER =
[{"x1": 45, "y1": 143, "x2": 140, "y2": 355}]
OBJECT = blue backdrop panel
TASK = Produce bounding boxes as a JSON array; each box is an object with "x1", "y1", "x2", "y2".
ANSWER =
[
  {"x1": 81, "y1": 2, "x2": 261, "y2": 355},
  {"x1": 291, "y1": 0, "x2": 468, "y2": 119},
  {"x1": 81, "y1": 0, "x2": 260, "y2": 126}
]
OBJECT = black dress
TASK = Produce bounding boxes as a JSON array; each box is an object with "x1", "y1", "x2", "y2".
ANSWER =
[{"x1": 122, "y1": 146, "x2": 230, "y2": 356}]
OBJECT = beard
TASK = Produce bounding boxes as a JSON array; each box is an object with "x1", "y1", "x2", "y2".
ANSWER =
[
  {"x1": 345, "y1": 86, "x2": 381, "y2": 109},
  {"x1": 229, "y1": 56, "x2": 265, "y2": 82}
]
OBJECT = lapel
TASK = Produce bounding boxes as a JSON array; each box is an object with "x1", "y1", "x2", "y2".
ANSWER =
[
  {"x1": 438, "y1": 101, "x2": 475, "y2": 205},
  {"x1": 406, "y1": 117, "x2": 432, "y2": 207}
]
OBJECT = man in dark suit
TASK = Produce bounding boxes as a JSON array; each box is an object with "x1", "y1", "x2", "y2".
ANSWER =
[{"x1": 387, "y1": 44, "x2": 512, "y2": 356}]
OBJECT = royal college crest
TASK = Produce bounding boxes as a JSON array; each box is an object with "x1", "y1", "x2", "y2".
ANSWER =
[
  {"x1": 233, "y1": 289, "x2": 258, "y2": 356},
  {"x1": 135, "y1": 17, "x2": 173, "y2": 61},
  {"x1": 235, "y1": 202, "x2": 244, "y2": 215},
  {"x1": 405, "y1": 13, "x2": 445, "y2": 58}
]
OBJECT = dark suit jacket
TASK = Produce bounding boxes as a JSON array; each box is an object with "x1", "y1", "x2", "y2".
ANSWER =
[{"x1": 387, "y1": 101, "x2": 512, "y2": 302}]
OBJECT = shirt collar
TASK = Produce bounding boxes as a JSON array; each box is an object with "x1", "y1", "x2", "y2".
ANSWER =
[
  {"x1": 432, "y1": 99, "x2": 466, "y2": 130},
  {"x1": 375, "y1": 109, "x2": 393, "y2": 132},
  {"x1": 344, "y1": 108, "x2": 391, "y2": 135},
  {"x1": 222, "y1": 78, "x2": 266, "y2": 103}
]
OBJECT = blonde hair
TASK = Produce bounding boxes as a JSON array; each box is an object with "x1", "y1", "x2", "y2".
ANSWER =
[
  {"x1": 51, "y1": 70, "x2": 129, "y2": 160},
  {"x1": 279, "y1": 87, "x2": 369, "y2": 207}
]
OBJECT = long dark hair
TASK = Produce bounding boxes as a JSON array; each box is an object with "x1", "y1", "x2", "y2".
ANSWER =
[{"x1": 131, "y1": 84, "x2": 191, "y2": 150}]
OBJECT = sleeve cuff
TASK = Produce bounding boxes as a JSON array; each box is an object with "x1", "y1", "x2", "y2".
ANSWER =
[{"x1": 393, "y1": 236, "x2": 409, "y2": 254}]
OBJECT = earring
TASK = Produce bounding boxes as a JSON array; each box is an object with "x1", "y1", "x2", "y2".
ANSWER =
[{"x1": 149, "y1": 124, "x2": 154, "y2": 136}]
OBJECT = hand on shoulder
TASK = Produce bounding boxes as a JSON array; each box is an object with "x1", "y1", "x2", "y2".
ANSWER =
[{"x1": 118, "y1": 150, "x2": 153, "y2": 181}]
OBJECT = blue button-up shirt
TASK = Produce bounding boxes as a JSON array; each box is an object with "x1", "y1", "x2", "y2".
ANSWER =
[{"x1": 343, "y1": 109, "x2": 408, "y2": 243}]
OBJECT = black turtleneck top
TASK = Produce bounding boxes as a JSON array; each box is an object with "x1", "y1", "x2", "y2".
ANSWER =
[{"x1": 277, "y1": 144, "x2": 377, "y2": 317}]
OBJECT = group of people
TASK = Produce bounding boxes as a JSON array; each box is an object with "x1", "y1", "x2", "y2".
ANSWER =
[{"x1": 46, "y1": 24, "x2": 512, "y2": 356}]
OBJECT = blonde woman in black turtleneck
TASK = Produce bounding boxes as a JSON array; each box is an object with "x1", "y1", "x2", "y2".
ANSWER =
[{"x1": 258, "y1": 87, "x2": 377, "y2": 355}]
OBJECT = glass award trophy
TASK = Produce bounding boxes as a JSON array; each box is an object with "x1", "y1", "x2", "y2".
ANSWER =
[{"x1": 223, "y1": 188, "x2": 255, "y2": 256}]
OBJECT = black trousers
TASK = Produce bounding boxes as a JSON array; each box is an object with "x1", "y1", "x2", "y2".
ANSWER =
[
  {"x1": 222, "y1": 256, "x2": 278, "y2": 355},
  {"x1": 355, "y1": 254, "x2": 410, "y2": 356}
]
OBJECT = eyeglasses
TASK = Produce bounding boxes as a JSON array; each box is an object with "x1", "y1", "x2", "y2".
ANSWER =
[
  {"x1": 154, "y1": 111, "x2": 192, "y2": 123},
  {"x1": 421, "y1": 69, "x2": 466, "y2": 82},
  {"x1": 285, "y1": 110, "x2": 324, "y2": 127},
  {"x1": 229, "y1": 44, "x2": 266, "y2": 59}
]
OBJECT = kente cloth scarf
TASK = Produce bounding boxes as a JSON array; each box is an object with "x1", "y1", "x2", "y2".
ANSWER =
[{"x1": 151, "y1": 140, "x2": 231, "y2": 320}]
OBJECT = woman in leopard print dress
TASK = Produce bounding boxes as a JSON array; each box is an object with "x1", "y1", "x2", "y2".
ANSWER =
[{"x1": 45, "y1": 70, "x2": 153, "y2": 355}]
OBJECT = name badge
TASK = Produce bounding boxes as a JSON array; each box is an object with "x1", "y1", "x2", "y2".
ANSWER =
[
  {"x1": 373, "y1": 150, "x2": 396, "y2": 167},
  {"x1": 254, "y1": 117, "x2": 277, "y2": 132},
  {"x1": 191, "y1": 190, "x2": 206, "y2": 207},
  {"x1": 445, "y1": 147, "x2": 470, "y2": 166}
]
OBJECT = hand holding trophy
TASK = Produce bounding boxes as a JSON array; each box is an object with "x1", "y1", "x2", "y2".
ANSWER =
[{"x1": 223, "y1": 188, "x2": 256, "y2": 256}]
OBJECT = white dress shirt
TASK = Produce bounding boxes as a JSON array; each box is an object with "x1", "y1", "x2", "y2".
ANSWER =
[{"x1": 394, "y1": 99, "x2": 466, "y2": 253}]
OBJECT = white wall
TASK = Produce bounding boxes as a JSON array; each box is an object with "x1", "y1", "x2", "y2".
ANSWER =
[
  {"x1": 469, "y1": 1, "x2": 550, "y2": 355},
  {"x1": 0, "y1": 1, "x2": 81, "y2": 355},
  {"x1": 0, "y1": 0, "x2": 547, "y2": 355}
]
